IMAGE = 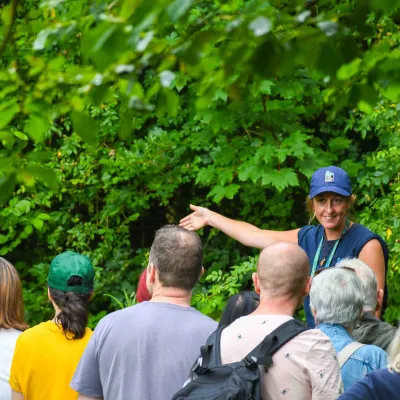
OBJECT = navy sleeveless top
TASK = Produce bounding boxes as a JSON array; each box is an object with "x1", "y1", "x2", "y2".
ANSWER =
[{"x1": 298, "y1": 223, "x2": 389, "y2": 327}]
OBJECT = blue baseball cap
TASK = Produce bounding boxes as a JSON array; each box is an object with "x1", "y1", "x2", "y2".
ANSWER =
[{"x1": 309, "y1": 166, "x2": 352, "y2": 199}]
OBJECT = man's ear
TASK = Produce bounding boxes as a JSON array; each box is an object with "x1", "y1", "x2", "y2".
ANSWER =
[
  {"x1": 199, "y1": 266, "x2": 205, "y2": 279},
  {"x1": 148, "y1": 263, "x2": 157, "y2": 283},
  {"x1": 311, "y1": 307, "x2": 317, "y2": 319},
  {"x1": 376, "y1": 288, "x2": 384, "y2": 313},
  {"x1": 47, "y1": 287, "x2": 52, "y2": 302},
  {"x1": 252, "y1": 272, "x2": 261, "y2": 294},
  {"x1": 304, "y1": 276, "x2": 312, "y2": 296}
]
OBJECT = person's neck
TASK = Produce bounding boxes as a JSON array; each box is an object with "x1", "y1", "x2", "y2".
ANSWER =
[
  {"x1": 251, "y1": 294, "x2": 299, "y2": 317},
  {"x1": 324, "y1": 219, "x2": 351, "y2": 241},
  {"x1": 150, "y1": 286, "x2": 192, "y2": 307},
  {"x1": 51, "y1": 302, "x2": 61, "y2": 322}
]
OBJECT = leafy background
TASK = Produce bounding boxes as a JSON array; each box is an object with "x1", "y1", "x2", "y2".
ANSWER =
[{"x1": 0, "y1": 0, "x2": 399, "y2": 327}]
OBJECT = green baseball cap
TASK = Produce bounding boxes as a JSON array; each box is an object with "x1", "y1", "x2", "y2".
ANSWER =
[{"x1": 47, "y1": 251, "x2": 95, "y2": 294}]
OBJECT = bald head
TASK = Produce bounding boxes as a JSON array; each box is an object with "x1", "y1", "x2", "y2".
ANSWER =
[{"x1": 257, "y1": 242, "x2": 310, "y2": 297}]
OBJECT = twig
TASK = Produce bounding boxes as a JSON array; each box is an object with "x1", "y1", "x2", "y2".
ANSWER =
[{"x1": 0, "y1": 0, "x2": 19, "y2": 58}]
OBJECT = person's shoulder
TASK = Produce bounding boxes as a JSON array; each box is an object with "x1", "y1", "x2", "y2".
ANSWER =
[
  {"x1": 369, "y1": 368, "x2": 400, "y2": 382},
  {"x1": 353, "y1": 343, "x2": 388, "y2": 367},
  {"x1": 298, "y1": 224, "x2": 323, "y2": 242},
  {"x1": 190, "y1": 310, "x2": 217, "y2": 328},
  {"x1": 357, "y1": 343, "x2": 387, "y2": 357},
  {"x1": 83, "y1": 326, "x2": 93, "y2": 340},
  {"x1": 299, "y1": 326, "x2": 331, "y2": 340},
  {"x1": 363, "y1": 368, "x2": 400, "y2": 391},
  {"x1": 0, "y1": 327, "x2": 22, "y2": 339},
  {"x1": 350, "y1": 223, "x2": 385, "y2": 242},
  {"x1": 15, "y1": 322, "x2": 50, "y2": 345},
  {"x1": 94, "y1": 304, "x2": 142, "y2": 327},
  {"x1": 298, "y1": 225, "x2": 319, "y2": 236},
  {"x1": 296, "y1": 328, "x2": 336, "y2": 351}
]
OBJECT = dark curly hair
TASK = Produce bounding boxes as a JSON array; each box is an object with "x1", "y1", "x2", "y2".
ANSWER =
[{"x1": 49, "y1": 276, "x2": 91, "y2": 339}]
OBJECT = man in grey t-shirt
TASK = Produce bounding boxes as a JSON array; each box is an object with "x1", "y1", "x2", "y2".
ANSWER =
[{"x1": 71, "y1": 225, "x2": 217, "y2": 400}]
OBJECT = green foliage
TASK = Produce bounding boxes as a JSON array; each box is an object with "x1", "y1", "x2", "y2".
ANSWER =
[{"x1": 0, "y1": 0, "x2": 398, "y2": 326}]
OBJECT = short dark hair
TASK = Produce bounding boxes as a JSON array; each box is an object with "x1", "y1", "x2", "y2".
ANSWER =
[
  {"x1": 218, "y1": 291, "x2": 260, "y2": 328},
  {"x1": 149, "y1": 225, "x2": 203, "y2": 290}
]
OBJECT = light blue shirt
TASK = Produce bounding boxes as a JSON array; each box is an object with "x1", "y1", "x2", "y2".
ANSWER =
[{"x1": 317, "y1": 324, "x2": 387, "y2": 391}]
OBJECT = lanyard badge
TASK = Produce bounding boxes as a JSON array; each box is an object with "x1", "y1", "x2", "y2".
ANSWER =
[{"x1": 311, "y1": 218, "x2": 350, "y2": 277}]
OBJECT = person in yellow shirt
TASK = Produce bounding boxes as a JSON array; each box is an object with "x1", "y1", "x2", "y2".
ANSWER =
[{"x1": 9, "y1": 251, "x2": 95, "y2": 400}]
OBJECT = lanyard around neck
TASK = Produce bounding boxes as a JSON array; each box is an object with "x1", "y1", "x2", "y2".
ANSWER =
[{"x1": 311, "y1": 218, "x2": 351, "y2": 277}]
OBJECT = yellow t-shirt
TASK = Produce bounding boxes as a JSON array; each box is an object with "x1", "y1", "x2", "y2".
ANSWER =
[{"x1": 9, "y1": 320, "x2": 92, "y2": 400}]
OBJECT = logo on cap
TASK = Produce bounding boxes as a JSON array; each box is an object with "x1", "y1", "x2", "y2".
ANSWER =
[{"x1": 325, "y1": 170, "x2": 334, "y2": 183}]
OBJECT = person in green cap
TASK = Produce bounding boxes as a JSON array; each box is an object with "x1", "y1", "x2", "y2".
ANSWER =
[{"x1": 9, "y1": 251, "x2": 95, "y2": 400}]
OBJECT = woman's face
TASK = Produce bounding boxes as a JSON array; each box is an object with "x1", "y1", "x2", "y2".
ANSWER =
[{"x1": 312, "y1": 192, "x2": 350, "y2": 231}]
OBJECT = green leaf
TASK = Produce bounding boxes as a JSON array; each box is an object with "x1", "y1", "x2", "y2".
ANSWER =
[
  {"x1": 207, "y1": 184, "x2": 240, "y2": 203},
  {"x1": 32, "y1": 218, "x2": 44, "y2": 230},
  {"x1": 24, "y1": 114, "x2": 48, "y2": 143},
  {"x1": 82, "y1": 24, "x2": 127, "y2": 72},
  {"x1": 337, "y1": 58, "x2": 362, "y2": 80},
  {"x1": 13, "y1": 131, "x2": 29, "y2": 141},
  {"x1": 317, "y1": 40, "x2": 343, "y2": 76},
  {"x1": 26, "y1": 150, "x2": 53, "y2": 162},
  {"x1": 119, "y1": 110, "x2": 135, "y2": 140},
  {"x1": 370, "y1": 0, "x2": 396, "y2": 12},
  {"x1": 0, "y1": 234, "x2": 7, "y2": 244},
  {"x1": 26, "y1": 166, "x2": 58, "y2": 190},
  {"x1": 71, "y1": 110, "x2": 99, "y2": 147},
  {"x1": 0, "y1": 173, "x2": 16, "y2": 204},
  {"x1": 24, "y1": 225, "x2": 33, "y2": 235},
  {"x1": 0, "y1": 101, "x2": 19, "y2": 130},
  {"x1": 15, "y1": 200, "x2": 31, "y2": 214},
  {"x1": 261, "y1": 168, "x2": 299, "y2": 191},
  {"x1": 358, "y1": 100, "x2": 373, "y2": 115},
  {"x1": 156, "y1": 89, "x2": 180, "y2": 118},
  {"x1": 167, "y1": 0, "x2": 194, "y2": 22},
  {"x1": 381, "y1": 83, "x2": 400, "y2": 102},
  {"x1": 329, "y1": 137, "x2": 352, "y2": 152},
  {"x1": 37, "y1": 213, "x2": 51, "y2": 220}
]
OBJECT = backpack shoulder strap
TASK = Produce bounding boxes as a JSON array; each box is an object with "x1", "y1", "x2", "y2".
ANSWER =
[
  {"x1": 246, "y1": 319, "x2": 309, "y2": 367},
  {"x1": 338, "y1": 342, "x2": 366, "y2": 368},
  {"x1": 194, "y1": 326, "x2": 225, "y2": 374}
]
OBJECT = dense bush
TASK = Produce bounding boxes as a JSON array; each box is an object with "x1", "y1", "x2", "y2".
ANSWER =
[{"x1": 0, "y1": 0, "x2": 399, "y2": 327}]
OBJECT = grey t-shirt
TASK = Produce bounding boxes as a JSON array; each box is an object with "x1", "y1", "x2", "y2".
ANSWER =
[{"x1": 71, "y1": 301, "x2": 217, "y2": 400}]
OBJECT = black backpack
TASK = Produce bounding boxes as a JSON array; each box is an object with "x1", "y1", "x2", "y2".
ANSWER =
[{"x1": 172, "y1": 319, "x2": 309, "y2": 400}]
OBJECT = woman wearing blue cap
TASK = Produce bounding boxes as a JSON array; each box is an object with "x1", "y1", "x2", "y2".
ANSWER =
[{"x1": 180, "y1": 166, "x2": 388, "y2": 326}]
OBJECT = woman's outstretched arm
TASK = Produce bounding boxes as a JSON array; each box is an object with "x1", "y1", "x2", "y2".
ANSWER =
[{"x1": 179, "y1": 204, "x2": 299, "y2": 249}]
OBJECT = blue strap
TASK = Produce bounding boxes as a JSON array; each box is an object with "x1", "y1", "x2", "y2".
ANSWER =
[{"x1": 311, "y1": 218, "x2": 350, "y2": 276}]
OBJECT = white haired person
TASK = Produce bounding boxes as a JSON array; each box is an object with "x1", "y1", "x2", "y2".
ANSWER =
[
  {"x1": 336, "y1": 258, "x2": 396, "y2": 351},
  {"x1": 338, "y1": 327, "x2": 400, "y2": 399},
  {"x1": 310, "y1": 267, "x2": 387, "y2": 391},
  {"x1": 180, "y1": 166, "x2": 389, "y2": 327}
]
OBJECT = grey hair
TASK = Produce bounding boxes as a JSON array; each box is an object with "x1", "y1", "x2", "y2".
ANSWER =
[
  {"x1": 335, "y1": 258, "x2": 377, "y2": 312},
  {"x1": 310, "y1": 268, "x2": 364, "y2": 329},
  {"x1": 388, "y1": 327, "x2": 400, "y2": 373}
]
